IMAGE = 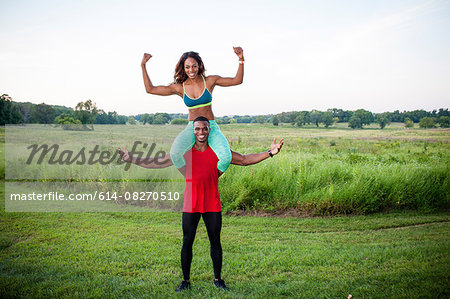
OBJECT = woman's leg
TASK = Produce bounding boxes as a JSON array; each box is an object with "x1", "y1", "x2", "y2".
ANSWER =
[
  {"x1": 170, "y1": 122, "x2": 195, "y2": 169},
  {"x1": 208, "y1": 120, "x2": 232, "y2": 173},
  {"x1": 181, "y1": 212, "x2": 202, "y2": 281},
  {"x1": 202, "y1": 212, "x2": 223, "y2": 280}
]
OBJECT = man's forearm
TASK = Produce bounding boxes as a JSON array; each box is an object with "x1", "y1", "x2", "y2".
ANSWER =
[{"x1": 231, "y1": 150, "x2": 271, "y2": 166}]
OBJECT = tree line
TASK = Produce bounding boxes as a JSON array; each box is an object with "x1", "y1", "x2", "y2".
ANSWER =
[
  {"x1": 1, "y1": 94, "x2": 448, "y2": 129},
  {"x1": 214, "y1": 109, "x2": 449, "y2": 129},
  {"x1": 1, "y1": 94, "x2": 128, "y2": 127}
]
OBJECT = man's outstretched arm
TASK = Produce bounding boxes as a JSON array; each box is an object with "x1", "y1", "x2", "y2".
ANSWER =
[{"x1": 231, "y1": 138, "x2": 284, "y2": 166}]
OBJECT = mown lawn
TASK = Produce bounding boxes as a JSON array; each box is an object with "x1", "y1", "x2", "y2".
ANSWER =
[
  {"x1": 1, "y1": 125, "x2": 449, "y2": 297},
  {"x1": 1, "y1": 184, "x2": 448, "y2": 298}
]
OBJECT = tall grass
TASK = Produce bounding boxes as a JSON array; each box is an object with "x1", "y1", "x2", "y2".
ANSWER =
[
  {"x1": 221, "y1": 129, "x2": 449, "y2": 215},
  {"x1": 2, "y1": 125, "x2": 449, "y2": 215}
]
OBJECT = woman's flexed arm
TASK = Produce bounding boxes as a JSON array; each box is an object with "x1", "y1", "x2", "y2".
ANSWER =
[
  {"x1": 212, "y1": 47, "x2": 244, "y2": 87},
  {"x1": 141, "y1": 53, "x2": 182, "y2": 96}
]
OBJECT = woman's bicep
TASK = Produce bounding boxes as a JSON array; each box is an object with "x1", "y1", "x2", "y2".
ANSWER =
[
  {"x1": 214, "y1": 76, "x2": 240, "y2": 87},
  {"x1": 148, "y1": 84, "x2": 182, "y2": 96}
]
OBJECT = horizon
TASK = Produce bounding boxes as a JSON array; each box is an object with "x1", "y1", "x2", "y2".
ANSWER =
[{"x1": 7, "y1": 98, "x2": 449, "y2": 118}]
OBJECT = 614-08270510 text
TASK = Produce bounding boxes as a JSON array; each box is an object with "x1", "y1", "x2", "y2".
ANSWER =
[
  {"x1": 9, "y1": 191, "x2": 180, "y2": 201},
  {"x1": 98, "y1": 191, "x2": 180, "y2": 201}
]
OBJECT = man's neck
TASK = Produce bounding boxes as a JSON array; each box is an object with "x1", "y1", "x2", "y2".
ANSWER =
[{"x1": 194, "y1": 141, "x2": 209, "y2": 152}]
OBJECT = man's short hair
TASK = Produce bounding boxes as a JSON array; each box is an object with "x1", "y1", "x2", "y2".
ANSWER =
[{"x1": 193, "y1": 116, "x2": 210, "y2": 125}]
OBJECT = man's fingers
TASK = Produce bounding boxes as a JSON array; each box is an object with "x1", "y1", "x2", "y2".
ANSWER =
[{"x1": 118, "y1": 145, "x2": 130, "y2": 156}]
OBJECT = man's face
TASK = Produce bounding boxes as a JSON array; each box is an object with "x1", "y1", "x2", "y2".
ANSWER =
[{"x1": 193, "y1": 121, "x2": 210, "y2": 143}]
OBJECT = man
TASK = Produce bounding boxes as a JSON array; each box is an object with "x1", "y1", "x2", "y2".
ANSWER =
[{"x1": 118, "y1": 116, "x2": 284, "y2": 292}]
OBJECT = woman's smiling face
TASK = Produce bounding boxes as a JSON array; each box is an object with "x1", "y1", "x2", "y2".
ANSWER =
[{"x1": 184, "y1": 57, "x2": 199, "y2": 79}]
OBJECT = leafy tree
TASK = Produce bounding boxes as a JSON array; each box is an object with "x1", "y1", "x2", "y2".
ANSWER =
[
  {"x1": 390, "y1": 110, "x2": 404, "y2": 122},
  {"x1": 295, "y1": 111, "x2": 310, "y2": 127},
  {"x1": 117, "y1": 115, "x2": 128, "y2": 124},
  {"x1": 171, "y1": 118, "x2": 189, "y2": 125},
  {"x1": 153, "y1": 113, "x2": 171, "y2": 124},
  {"x1": 216, "y1": 116, "x2": 230, "y2": 124},
  {"x1": 419, "y1": 117, "x2": 435, "y2": 128},
  {"x1": 437, "y1": 108, "x2": 449, "y2": 118},
  {"x1": 53, "y1": 105, "x2": 74, "y2": 121},
  {"x1": 332, "y1": 117, "x2": 339, "y2": 125},
  {"x1": 0, "y1": 94, "x2": 23, "y2": 125},
  {"x1": 108, "y1": 112, "x2": 119, "y2": 124},
  {"x1": 348, "y1": 115, "x2": 362, "y2": 129},
  {"x1": 329, "y1": 108, "x2": 352, "y2": 122},
  {"x1": 310, "y1": 110, "x2": 322, "y2": 127},
  {"x1": 95, "y1": 109, "x2": 108, "y2": 124},
  {"x1": 140, "y1": 113, "x2": 153, "y2": 125},
  {"x1": 353, "y1": 109, "x2": 373, "y2": 127},
  {"x1": 286, "y1": 112, "x2": 297, "y2": 124},
  {"x1": 271, "y1": 115, "x2": 279, "y2": 126},
  {"x1": 404, "y1": 117, "x2": 414, "y2": 128},
  {"x1": 237, "y1": 116, "x2": 253, "y2": 123},
  {"x1": 229, "y1": 118, "x2": 237, "y2": 124},
  {"x1": 256, "y1": 115, "x2": 266, "y2": 124},
  {"x1": 74, "y1": 99, "x2": 98, "y2": 129},
  {"x1": 31, "y1": 103, "x2": 56, "y2": 124},
  {"x1": 128, "y1": 117, "x2": 136, "y2": 125},
  {"x1": 279, "y1": 112, "x2": 289, "y2": 123},
  {"x1": 55, "y1": 113, "x2": 82, "y2": 130},
  {"x1": 16, "y1": 102, "x2": 34, "y2": 123},
  {"x1": 438, "y1": 116, "x2": 450, "y2": 128},
  {"x1": 322, "y1": 111, "x2": 334, "y2": 128},
  {"x1": 376, "y1": 112, "x2": 391, "y2": 129},
  {"x1": 404, "y1": 110, "x2": 430, "y2": 123}
]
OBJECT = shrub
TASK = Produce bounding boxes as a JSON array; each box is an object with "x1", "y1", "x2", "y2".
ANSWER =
[
  {"x1": 171, "y1": 118, "x2": 189, "y2": 125},
  {"x1": 419, "y1": 117, "x2": 435, "y2": 128}
]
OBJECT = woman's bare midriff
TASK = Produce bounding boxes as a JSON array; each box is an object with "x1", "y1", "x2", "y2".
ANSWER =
[{"x1": 188, "y1": 105, "x2": 215, "y2": 121}]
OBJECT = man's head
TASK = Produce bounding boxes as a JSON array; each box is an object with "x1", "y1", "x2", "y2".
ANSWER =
[{"x1": 193, "y1": 116, "x2": 210, "y2": 143}]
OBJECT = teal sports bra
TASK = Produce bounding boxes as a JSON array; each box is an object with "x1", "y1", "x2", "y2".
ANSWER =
[{"x1": 183, "y1": 75, "x2": 212, "y2": 109}]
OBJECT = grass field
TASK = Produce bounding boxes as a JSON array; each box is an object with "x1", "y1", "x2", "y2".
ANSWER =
[
  {"x1": 2, "y1": 123, "x2": 449, "y2": 214},
  {"x1": 1, "y1": 124, "x2": 449, "y2": 297},
  {"x1": 221, "y1": 123, "x2": 449, "y2": 214},
  {"x1": 1, "y1": 192, "x2": 449, "y2": 298}
]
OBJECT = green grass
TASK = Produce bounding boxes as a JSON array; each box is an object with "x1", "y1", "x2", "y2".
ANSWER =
[
  {"x1": 0, "y1": 196, "x2": 448, "y2": 297},
  {"x1": 3, "y1": 124, "x2": 449, "y2": 214},
  {"x1": 1, "y1": 125, "x2": 449, "y2": 297},
  {"x1": 220, "y1": 124, "x2": 449, "y2": 214}
]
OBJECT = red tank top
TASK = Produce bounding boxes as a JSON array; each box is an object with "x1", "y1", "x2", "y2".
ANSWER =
[{"x1": 183, "y1": 146, "x2": 221, "y2": 213}]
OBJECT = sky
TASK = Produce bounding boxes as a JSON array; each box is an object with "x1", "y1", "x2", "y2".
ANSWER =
[{"x1": 1, "y1": 0, "x2": 449, "y2": 116}]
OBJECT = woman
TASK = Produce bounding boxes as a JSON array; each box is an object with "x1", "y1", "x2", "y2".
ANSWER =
[{"x1": 141, "y1": 47, "x2": 244, "y2": 175}]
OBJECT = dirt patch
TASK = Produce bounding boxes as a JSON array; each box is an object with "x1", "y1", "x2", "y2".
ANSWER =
[
  {"x1": 224, "y1": 208, "x2": 351, "y2": 218},
  {"x1": 356, "y1": 137, "x2": 441, "y2": 142}
]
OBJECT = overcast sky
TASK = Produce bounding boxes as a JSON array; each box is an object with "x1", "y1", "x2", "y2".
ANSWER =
[{"x1": 1, "y1": 0, "x2": 449, "y2": 116}]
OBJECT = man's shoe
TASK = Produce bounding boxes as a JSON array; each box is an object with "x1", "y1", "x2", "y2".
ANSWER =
[
  {"x1": 213, "y1": 279, "x2": 229, "y2": 290},
  {"x1": 175, "y1": 280, "x2": 190, "y2": 292}
]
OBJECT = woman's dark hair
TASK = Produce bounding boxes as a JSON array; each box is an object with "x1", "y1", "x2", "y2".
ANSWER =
[{"x1": 174, "y1": 51, "x2": 206, "y2": 84}]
